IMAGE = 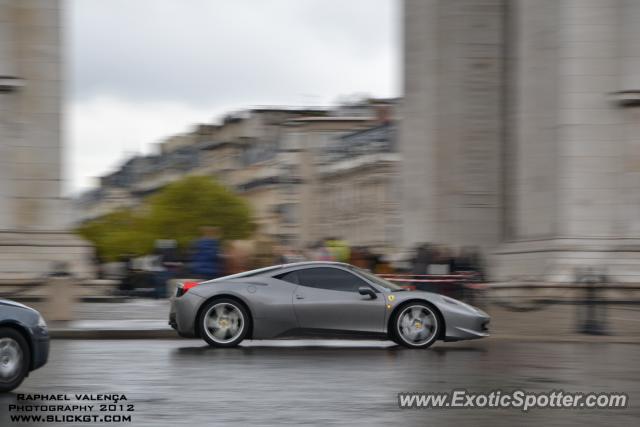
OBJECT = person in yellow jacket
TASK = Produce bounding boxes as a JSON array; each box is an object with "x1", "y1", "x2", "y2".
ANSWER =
[{"x1": 324, "y1": 238, "x2": 351, "y2": 263}]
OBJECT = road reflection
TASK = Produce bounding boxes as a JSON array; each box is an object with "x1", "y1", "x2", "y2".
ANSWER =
[{"x1": 1, "y1": 340, "x2": 637, "y2": 426}]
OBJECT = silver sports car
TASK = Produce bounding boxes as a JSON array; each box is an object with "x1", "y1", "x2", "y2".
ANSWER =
[{"x1": 169, "y1": 262, "x2": 489, "y2": 349}]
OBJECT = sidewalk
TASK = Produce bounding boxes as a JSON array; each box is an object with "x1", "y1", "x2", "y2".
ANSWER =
[
  {"x1": 49, "y1": 299, "x2": 176, "y2": 339},
  {"x1": 25, "y1": 298, "x2": 639, "y2": 343},
  {"x1": 487, "y1": 304, "x2": 640, "y2": 344}
]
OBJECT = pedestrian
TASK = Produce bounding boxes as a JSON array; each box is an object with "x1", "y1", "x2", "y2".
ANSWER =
[
  {"x1": 277, "y1": 245, "x2": 306, "y2": 264},
  {"x1": 428, "y1": 245, "x2": 454, "y2": 275},
  {"x1": 456, "y1": 246, "x2": 485, "y2": 281},
  {"x1": 325, "y1": 238, "x2": 350, "y2": 263},
  {"x1": 225, "y1": 240, "x2": 253, "y2": 274},
  {"x1": 189, "y1": 226, "x2": 222, "y2": 280},
  {"x1": 411, "y1": 243, "x2": 432, "y2": 275},
  {"x1": 349, "y1": 247, "x2": 368, "y2": 268},
  {"x1": 309, "y1": 241, "x2": 333, "y2": 261},
  {"x1": 374, "y1": 254, "x2": 393, "y2": 275},
  {"x1": 152, "y1": 239, "x2": 181, "y2": 299},
  {"x1": 252, "y1": 234, "x2": 276, "y2": 268}
]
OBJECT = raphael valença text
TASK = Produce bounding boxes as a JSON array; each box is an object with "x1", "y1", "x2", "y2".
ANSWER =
[{"x1": 17, "y1": 394, "x2": 127, "y2": 403}]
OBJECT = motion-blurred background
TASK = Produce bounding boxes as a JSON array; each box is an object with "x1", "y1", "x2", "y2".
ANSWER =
[
  {"x1": 1, "y1": 0, "x2": 640, "y2": 337},
  {"x1": 1, "y1": 4, "x2": 640, "y2": 427}
]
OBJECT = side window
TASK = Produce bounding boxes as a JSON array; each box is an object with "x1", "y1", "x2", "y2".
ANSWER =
[
  {"x1": 276, "y1": 271, "x2": 299, "y2": 285},
  {"x1": 295, "y1": 267, "x2": 369, "y2": 292}
]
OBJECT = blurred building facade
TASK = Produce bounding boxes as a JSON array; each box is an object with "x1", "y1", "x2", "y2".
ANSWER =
[
  {"x1": 402, "y1": 0, "x2": 640, "y2": 281},
  {"x1": 75, "y1": 100, "x2": 399, "y2": 252},
  {"x1": 316, "y1": 121, "x2": 401, "y2": 251},
  {"x1": 75, "y1": 109, "x2": 324, "y2": 232},
  {"x1": 280, "y1": 112, "x2": 379, "y2": 246},
  {"x1": 0, "y1": 0, "x2": 91, "y2": 280}
]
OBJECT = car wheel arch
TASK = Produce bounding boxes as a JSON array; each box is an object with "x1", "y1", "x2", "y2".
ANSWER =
[
  {"x1": 0, "y1": 321, "x2": 34, "y2": 370},
  {"x1": 387, "y1": 299, "x2": 446, "y2": 340},
  {"x1": 194, "y1": 294, "x2": 254, "y2": 339}
]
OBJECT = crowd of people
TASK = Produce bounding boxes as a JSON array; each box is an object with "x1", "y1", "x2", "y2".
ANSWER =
[
  {"x1": 101, "y1": 226, "x2": 485, "y2": 299},
  {"x1": 409, "y1": 243, "x2": 485, "y2": 280}
]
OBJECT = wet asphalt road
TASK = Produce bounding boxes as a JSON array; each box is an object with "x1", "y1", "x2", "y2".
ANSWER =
[{"x1": 1, "y1": 339, "x2": 638, "y2": 426}]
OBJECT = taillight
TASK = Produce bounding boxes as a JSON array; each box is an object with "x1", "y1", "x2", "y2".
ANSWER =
[{"x1": 176, "y1": 281, "x2": 200, "y2": 297}]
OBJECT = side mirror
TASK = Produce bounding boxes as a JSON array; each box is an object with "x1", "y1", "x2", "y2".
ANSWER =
[{"x1": 358, "y1": 286, "x2": 377, "y2": 299}]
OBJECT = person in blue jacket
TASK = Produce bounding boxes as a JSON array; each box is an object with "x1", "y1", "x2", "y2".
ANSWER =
[{"x1": 190, "y1": 226, "x2": 221, "y2": 280}]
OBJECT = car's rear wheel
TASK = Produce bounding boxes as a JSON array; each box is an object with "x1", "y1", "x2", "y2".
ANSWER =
[
  {"x1": 0, "y1": 327, "x2": 30, "y2": 393},
  {"x1": 199, "y1": 299, "x2": 249, "y2": 347},
  {"x1": 390, "y1": 303, "x2": 441, "y2": 349}
]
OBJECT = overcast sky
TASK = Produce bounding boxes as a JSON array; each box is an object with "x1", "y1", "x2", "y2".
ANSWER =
[{"x1": 64, "y1": 0, "x2": 401, "y2": 194}]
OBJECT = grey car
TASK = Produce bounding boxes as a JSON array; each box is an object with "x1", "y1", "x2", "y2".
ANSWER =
[
  {"x1": 170, "y1": 261, "x2": 489, "y2": 349},
  {"x1": 0, "y1": 299, "x2": 49, "y2": 392}
]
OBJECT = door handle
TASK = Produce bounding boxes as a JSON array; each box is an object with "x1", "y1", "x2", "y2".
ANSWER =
[{"x1": 295, "y1": 294, "x2": 304, "y2": 300}]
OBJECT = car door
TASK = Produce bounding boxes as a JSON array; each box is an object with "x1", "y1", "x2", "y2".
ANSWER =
[{"x1": 285, "y1": 267, "x2": 386, "y2": 333}]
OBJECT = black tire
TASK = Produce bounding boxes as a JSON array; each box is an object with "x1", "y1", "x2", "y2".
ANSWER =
[
  {"x1": 0, "y1": 327, "x2": 30, "y2": 393},
  {"x1": 389, "y1": 302, "x2": 442, "y2": 349},
  {"x1": 198, "y1": 299, "x2": 250, "y2": 348}
]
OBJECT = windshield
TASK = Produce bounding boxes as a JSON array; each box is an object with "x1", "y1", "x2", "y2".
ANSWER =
[{"x1": 351, "y1": 267, "x2": 406, "y2": 291}]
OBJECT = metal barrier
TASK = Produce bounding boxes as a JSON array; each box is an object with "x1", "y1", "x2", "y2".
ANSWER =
[{"x1": 575, "y1": 267, "x2": 609, "y2": 336}]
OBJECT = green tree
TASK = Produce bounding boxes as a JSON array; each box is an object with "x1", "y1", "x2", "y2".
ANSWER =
[
  {"x1": 77, "y1": 176, "x2": 255, "y2": 261},
  {"x1": 145, "y1": 175, "x2": 255, "y2": 248},
  {"x1": 76, "y1": 209, "x2": 154, "y2": 261}
]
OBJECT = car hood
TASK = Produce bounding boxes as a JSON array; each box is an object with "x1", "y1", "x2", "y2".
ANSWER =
[
  {"x1": 389, "y1": 289, "x2": 441, "y2": 300},
  {"x1": 387, "y1": 290, "x2": 488, "y2": 316},
  {"x1": 0, "y1": 298, "x2": 31, "y2": 310}
]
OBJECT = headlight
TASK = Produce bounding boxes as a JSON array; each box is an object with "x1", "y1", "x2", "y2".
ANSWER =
[{"x1": 37, "y1": 314, "x2": 48, "y2": 330}]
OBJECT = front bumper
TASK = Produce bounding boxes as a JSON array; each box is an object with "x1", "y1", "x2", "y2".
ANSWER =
[
  {"x1": 444, "y1": 316, "x2": 490, "y2": 341},
  {"x1": 440, "y1": 304, "x2": 490, "y2": 342},
  {"x1": 31, "y1": 335, "x2": 50, "y2": 371}
]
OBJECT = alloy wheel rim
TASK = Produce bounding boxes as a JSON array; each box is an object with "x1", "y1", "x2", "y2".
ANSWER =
[
  {"x1": 397, "y1": 305, "x2": 438, "y2": 346},
  {"x1": 204, "y1": 303, "x2": 245, "y2": 344},
  {"x1": 0, "y1": 337, "x2": 23, "y2": 382}
]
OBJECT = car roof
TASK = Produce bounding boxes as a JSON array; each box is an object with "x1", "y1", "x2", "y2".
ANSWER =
[
  {"x1": 276, "y1": 261, "x2": 351, "y2": 270},
  {"x1": 205, "y1": 261, "x2": 352, "y2": 283}
]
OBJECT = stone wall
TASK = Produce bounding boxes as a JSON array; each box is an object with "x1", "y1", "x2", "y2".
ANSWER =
[
  {"x1": 402, "y1": 0, "x2": 640, "y2": 282},
  {"x1": 400, "y1": 0, "x2": 505, "y2": 250},
  {"x1": 0, "y1": 0, "x2": 92, "y2": 280}
]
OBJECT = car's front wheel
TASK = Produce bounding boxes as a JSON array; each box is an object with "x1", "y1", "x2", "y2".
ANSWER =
[
  {"x1": 0, "y1": 327, "x2": 30, "y2": 393},
  {"x1": 390, "y1": 303, "x2": 441, "y2": 349},
  {"x1": 199, "y1": 299, "x2": 249, "y2": 347}
]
